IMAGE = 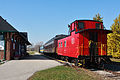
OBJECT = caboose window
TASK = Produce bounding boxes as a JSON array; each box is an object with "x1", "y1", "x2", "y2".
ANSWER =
[
  {"x1": 78, "y1": 22, "x2": 84, "y2": 29},
  {"x1": 61, "y1": 42, "x2": 62, "y2": 47},
  {"x1": 96, "y1": 23, "x2": 101, "y2": 29},
  {"x1": 59, "y1": 42, "x2": 60, "y2": 47},
  {"x1": 64, "y1": 41, "x2": 66, "y2": 47}
]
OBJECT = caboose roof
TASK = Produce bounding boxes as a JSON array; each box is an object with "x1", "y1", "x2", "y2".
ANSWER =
[
  {"x1": 76, "y1": 20, "x2": 103, "y2": 22},
  {"x1": 70, "y1": 20, "x2": 103, "y2": 25}
]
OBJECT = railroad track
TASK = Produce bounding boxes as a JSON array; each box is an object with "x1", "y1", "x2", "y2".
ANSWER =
[{"x1": 97, "y1": 63, "x2": 120, "y2": 80}]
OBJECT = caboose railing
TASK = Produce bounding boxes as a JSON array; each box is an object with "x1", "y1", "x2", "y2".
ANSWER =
[
  {"x1": 80, "y1": 42, "x2": 107, "y2": 56},
  {"x1": 95, "y1": 42, "x2": 107, "y2": 56}
]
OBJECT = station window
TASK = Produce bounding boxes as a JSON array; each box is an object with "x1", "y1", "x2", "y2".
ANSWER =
[
  {"x1": 0, "y1": 33, "x2": 4, "y2": 40},
  {"x1": 96, "y1": 23, "x2": 101, "y2": 29},
  {"x1": 11, "y1": 36, "x2": 14, "y2": 42},
  {"x1": 61, "y1": 42, "x2": 62, "y2": 47},
  {"x1": 64, "y1": 41, "x2": 66, "y2": 47},
  {"x1": 13, "y1": 43, "x2": 15, "y2": 49},
  {"x1": 77, "y1": 22, "x2": 84, "y2": 29}
]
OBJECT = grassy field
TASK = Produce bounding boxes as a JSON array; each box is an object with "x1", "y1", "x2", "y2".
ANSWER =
[
  {"x1": 28, "y1": 66, "x2": 101, "y2": 80},
  {"x1": 27, "y1": 51, "x2": 36, "y2": 55}
]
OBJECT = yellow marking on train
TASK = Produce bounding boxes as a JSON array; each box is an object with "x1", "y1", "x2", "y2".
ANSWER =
[
  {"x1": 78, "y1": 63, "x2": 82, "y2": 66},
  {"x1": 58, "y1": 59, "x2": 83, "y2": 67},
  {"x1": 57, "y1": 60, "x2": 65, "y2": 63},
  {"x1": 101, "y1": 44, "x2": 103, "y2": 55},
  {"x1": 40, "y1": 50, "x2": 44, "y2": 51}
]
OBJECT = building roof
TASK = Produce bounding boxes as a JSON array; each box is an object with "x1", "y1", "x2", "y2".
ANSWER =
[
  {"x1": 0, "y1": 16, "x2": 31, "y2": 45},
  {"x1": 19, "y1": 32, "x2": 31, "y2": 45},
  {"x1": 20, "y1": 32, "x2": 28, "y2": 40},
  {"x1": 0, "y1": 16, "x2": 18, "y2": 32}
]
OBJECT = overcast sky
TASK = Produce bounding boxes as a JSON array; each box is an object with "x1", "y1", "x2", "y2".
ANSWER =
[{"x1": 0, "y1": 0, "x2": 120, "y2": 44}]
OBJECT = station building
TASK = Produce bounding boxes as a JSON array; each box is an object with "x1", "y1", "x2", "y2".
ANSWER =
[{"x1": 0, "y1": 16, "x2": 31, "y2": 60}]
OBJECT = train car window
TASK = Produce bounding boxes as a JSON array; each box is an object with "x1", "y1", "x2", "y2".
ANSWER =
[
  {"x1": 61, "y1": 42, "x2": 62, "y2": 47},
  {"x1": 64, "y1": 41, "x2": 66, "y2": 47},
  {"x1": 96, "y1": 23, "x2": 101, "y2": 29},
  {"x1": 59, "y1": 42, "x2": 60, "y2": 47},
  {"x1": 78, "y1": 22, "x2": 84, "y2": 29},
  {"x1": 68, "y1": 27, "x2": 71, "y2": 35}
]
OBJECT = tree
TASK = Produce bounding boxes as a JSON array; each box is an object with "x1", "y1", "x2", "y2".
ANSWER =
[
  {"x1": 111, "y1": 14, "x2": 120, "y2": 34},
  {"x1": 34, "y1": 41, "x2": 43, "y2": 53},
  {"x1": 93, "y1": 13, "x2": 103, "y2": 22},
  {"x1": 27, "y1": 43, "x2": 34, "y2": 51},
  {"x1": 27, "y1": 41, "x2": 43, "y2": 53},
  {"x1": 107, "y1": 14, "x2": 120, "y2": 57}
]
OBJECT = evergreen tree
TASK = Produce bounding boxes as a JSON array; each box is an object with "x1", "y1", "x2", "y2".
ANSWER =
[
  {"x1": 111, "y1": 14, "x2": 120, "y2": 34},
  {"x1": 93, "y1": 13, "x2": 103, "y2": 22},
  {"x1": 107, "y1": 14, "x2": 120, "y2": 57}
]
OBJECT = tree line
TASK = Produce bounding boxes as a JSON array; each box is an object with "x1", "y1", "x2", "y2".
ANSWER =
[{"x1": 27, "y1": 41, "x2": 43, "y2": 53}]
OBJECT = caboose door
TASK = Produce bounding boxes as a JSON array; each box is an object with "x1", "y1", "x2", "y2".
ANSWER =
[{"x1": 89, "y1": 32, "x2": 98, "y2": 57}]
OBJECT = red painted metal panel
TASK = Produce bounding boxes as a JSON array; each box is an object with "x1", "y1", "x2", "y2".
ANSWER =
[
  {"x1": 97, "y1": 31, "x2": 107, "y2": 56},
  {"x1": 101, "y1": 33, "x2": 107, "y2": 55},
  {"x1": 83, "y1": 32, "x2": 89, "y2": 56}
]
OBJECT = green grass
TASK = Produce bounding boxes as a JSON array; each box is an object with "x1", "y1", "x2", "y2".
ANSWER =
[
  {"x1": 28, "y1": 66, "x2": 99, "y2": 80},
  {"x1": 27, "y1": 51, "x2": 36, "y2": 55}
]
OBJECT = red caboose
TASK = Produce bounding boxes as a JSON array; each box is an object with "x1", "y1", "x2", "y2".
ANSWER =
[
  {"x1": 44, "y1": 20, "x2": 112, "y2": 65},
  {"x1": 57, "y1": 20, "x2": 112, "y2": 64}
]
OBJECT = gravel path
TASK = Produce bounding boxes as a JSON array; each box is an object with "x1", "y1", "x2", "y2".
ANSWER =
[
  {"x1": 88, "y1": 63, "x2": 120, "y2": 80},
  {"x1": 0, "y1": 53, "x2": 62, "y2": 80}
]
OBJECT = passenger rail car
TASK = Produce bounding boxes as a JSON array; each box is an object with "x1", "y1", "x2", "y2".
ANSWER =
[
  {"x1": 43, "y1": 20, "x2": 112, "y2": 65},
  {"x1": 43, "y1": 35, "x2": 68, "y2": 56}
]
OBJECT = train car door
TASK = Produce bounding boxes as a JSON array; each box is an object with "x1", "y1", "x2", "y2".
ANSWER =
[{"x1": 89, "y1": 32, "x2": 98, "y2": 57}]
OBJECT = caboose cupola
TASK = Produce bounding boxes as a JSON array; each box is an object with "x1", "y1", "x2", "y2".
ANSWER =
[{"x1": 68, "y1": 20, "x2": 104, "y2": 35}]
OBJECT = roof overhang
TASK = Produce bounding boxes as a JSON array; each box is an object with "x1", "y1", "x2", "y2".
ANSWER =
[
  {"x1": 76, "y1": 29, "x2": 112, "y2": 34},
  {"x1": 19, "y1": 32, "x2": 31, "y2": 45}
]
